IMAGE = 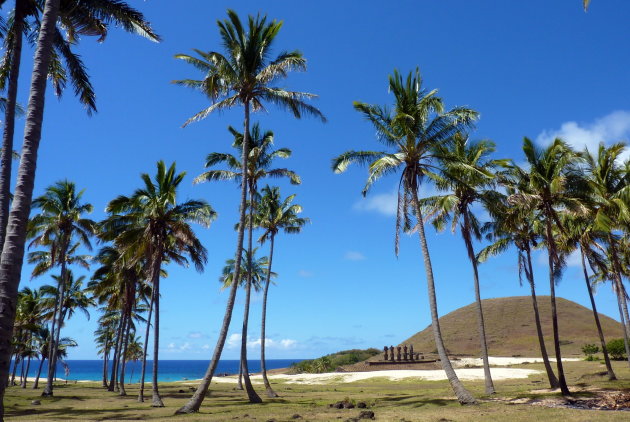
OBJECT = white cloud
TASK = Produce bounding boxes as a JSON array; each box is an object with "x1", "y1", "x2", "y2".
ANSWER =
[
  {"x1": 187, "y1": 331, "x2": 204, "y2": 339},
  {"x1": 226, "y1": 333, "x2": 297, "y2": 350},
  {"x1": 344, "y1": 251, "x2": 366, "y2": 261},
  {"x1": 536, "y1": 110, "x2": 630, "y2": 161}
]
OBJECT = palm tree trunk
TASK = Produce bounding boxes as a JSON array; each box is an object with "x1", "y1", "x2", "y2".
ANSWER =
[
  {"x1": 261, "y1": 234, "x2": 278, "y2": 397},
  {"x1": 579, "y1": 246, "x2": 616, "y2": 380},
  {"x1": 524, "y1": 246, "x2": 559, "y2": 388},
  {"x1": 119, "y1": 315, "x2": 131, "y2": 396},
  {"x1": 102, "y1": 349, "x2": 109, "y2": 388},
  {"x1": 544, "y1": 219, "x2": 570, "y2": 396},
  {"x1": 21, "y1": 355, "x2": 31, "y2": 388},
  {"x1": 10, "y1": 355, "x2": 19, "y2": 386},
  {"x1": 237, "y1": 357, "x2": 243, "y2": 390},
  {"x1": 614, "y1": 285, "x2": 630, "y2": 368},
  {"x1": 240, "y1": 185, "x2": 262, "y2": 403},
  {"x1": 108, "y1": 315, "x2": 124, "y2": 392},
  {"x1": 461, "y1": 213, "x2": 494, "y2": 394},
  {"x1": 33, "y1": 357, "x2": 45, "y2": 389},
  {"x1": 608, "y1": 236, "x2": 630, "y2": 367},
  {"x1": 175, "y1": 101, "x2": 252, "y2": 414},
  {"x1": 0, "y1": 2, "x2": 24, "y2": 251},
  {"x1": 44, "y1": 247, "x2": 69, "y2": 397},
  {"x1": 19, "y1": 355, "x2": 25, "y2": 386},
  {"x1": 411, "y1": 192, "x2": 476, "y2": 404},
  {"x1": 151, "y1": 254, "x2": 164, "y2": 407},
  {"x1": 138, "y1": 292, "x2": 154, "y2": 402},
  {"x1": 0, "y1": 0, "x2": 61, "y2": 414}
]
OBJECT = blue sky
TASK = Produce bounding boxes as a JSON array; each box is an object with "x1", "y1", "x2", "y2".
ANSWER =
[{"x1": 7, "y1": 0, "x2": 630, "y2": 359}]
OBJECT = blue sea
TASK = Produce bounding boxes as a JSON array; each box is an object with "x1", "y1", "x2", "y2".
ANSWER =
[{"x1": 15, "y1": 359, "x2": 303, "y2": 382}]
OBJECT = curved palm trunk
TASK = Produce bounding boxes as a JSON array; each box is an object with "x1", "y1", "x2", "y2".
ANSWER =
[
  {"x1": 119, "y1": 316, "x2": 131, "y2": 396},
  {"x1": 261, "y1": 234, "x2": 278, "y2": 397},
  {"x1": 175, "y1": 101, "x2": 252, "y2": 414},
  {"x1": 240, "y1": 185, "x2": 262, "y2": 403},
  {"x1": 33, "y1": 356, "x2": 45, "y2": 389},
  {"x1": 151, "y1": 255, "x2": 164, "y2": 407},
  {"x1": 0, "y1": 1, "x2": 62, "y2": 413},
  {"x1": 0, "y1": 2, "x2": 24, "y2": 251},
  {"x1": 461, "y1": 213, "x2": 494, "y2": 394},
  {"x1": 614, "y1": 286, "x2": 630, "y2": 368},
  {"x1": 579, "y1": 246, "x2": 616, "y2": 380},
  {"x1": 412, "y1": 193, "x2": 476, "y2": 404},
  {"x1": 108, "y1": 315, "x2": 124, "y2": 392},
  {"x1": 544, "y1": 219, "x2": 570, "y2": 396},
  {"x1": 43, "y1": 249, "x2": 68, "y2": 397},
  {"x1": 21, "y1": 355, "x2": 31, "y2": 388},
  {"x1": 524, "y1": 247, "x2": 559, "y2": 388},
  {"x1": 10, "y1": 355, "x2": 19, "y2": 386},
  {"x1": 138, "y1": 292, "x2": 154, "y2": 402},
  {"x1": 19, "y1": 356, "x2": 25, "y2": 386}
]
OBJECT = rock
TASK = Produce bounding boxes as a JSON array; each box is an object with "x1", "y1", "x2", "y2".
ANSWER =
[
  {"x1": 31, "y1": 400, "x2": 41, "y2": 406},
  {"x1": 342, "y1": 401, "x2": 355, "y2": 409},
  {"x1": 291, "y1": 414, "x2": 302, "y2": 419},
  {"x1": 266, "y1": 419, "x2": 276, "y2": 422},
  {"x1": 178, "y1": 389, "x2": 185, "y2": 393},
  {"x1": 357, "y1": 402, "x2": 367, "y2": 408},
  {"x1": 358, "y1": 410, "x2": 375, "y2": 419},
  {"x1": 331, "y1": 401, "x2": 344, "y2": 409}
]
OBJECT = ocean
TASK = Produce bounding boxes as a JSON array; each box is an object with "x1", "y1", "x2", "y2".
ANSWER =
[{"x1": 13, "y1": 359, "x2": 304, "y2": 382}]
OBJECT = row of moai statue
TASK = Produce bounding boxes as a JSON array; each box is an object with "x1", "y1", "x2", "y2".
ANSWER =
[{"x1": 383, "y1": 345, "x2": 422, "y2": 362}]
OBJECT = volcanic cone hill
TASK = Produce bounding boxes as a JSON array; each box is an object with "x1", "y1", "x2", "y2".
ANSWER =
[{"x1": 399, "y1": 296, "x2": 624, "y2": 358}]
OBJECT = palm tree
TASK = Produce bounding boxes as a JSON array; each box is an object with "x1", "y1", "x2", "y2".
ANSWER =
[
  {"x1": 479, "y1": 173, "x2": 560, "y2": 389},
  {"x1": 196, "y1": 123, "x2": 299, "y2": 398},
  {"x1": 103, "y1": 160, "x2": 215, "y2": 407},
  {"x1": 219, "y1": 248, "x2": 269, "y2": 390},
  {"x1": 332, "y1": 69, "x2": 478, "y2": 404},
  {"x1": 507, "y1": 137, "x2": 585, "y2": 396},
  {"x1": 421, "y1": 136, "x2": 506, "y2": 394},
  {"x1": 42, "y1": 271, "x2": 95, "y2": 325},
  {"x1": 0, "y1": 1, "x2": 158, "y2": 410},
  {"x1": 0, "y1": 0, "x2": 160, "y2": 252},
  {"x1": 27, "y1": 180, "x2": 96, "y2": 397},
  {"x1": 255, "y1": 185, "x2": 308, "y2": 397},
  {"x1": 174, "y1": 10, "x2": 324, "y2": 413},
  {"x1": 94, "y1": 312, "x2": 117, "y2": 388},
  {"x1": 560, "y1": 214, "x2": 617, "y2": 379},
  {"x1": 582, "y1": 143, "x2": 630, "y2": 363},
  {"x1": 13, "y1": 286, "x2": 44, "y2": 388}
]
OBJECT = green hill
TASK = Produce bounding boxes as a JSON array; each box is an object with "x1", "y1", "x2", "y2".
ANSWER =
[{"x1": 400, "y1": 296, "x2": 624, "y2": 357}]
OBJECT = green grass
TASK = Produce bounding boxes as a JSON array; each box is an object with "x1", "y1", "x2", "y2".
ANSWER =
[{"x1": 4, "y1": 360, "x2": 630, "y2": 421}]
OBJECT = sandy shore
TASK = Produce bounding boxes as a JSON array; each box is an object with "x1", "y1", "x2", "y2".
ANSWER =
[{"x1": 205, "y1": 356, "x2": 581, "y2": 385}]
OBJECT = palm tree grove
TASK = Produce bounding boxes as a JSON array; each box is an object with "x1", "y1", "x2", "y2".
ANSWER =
[{"x1": 0, "y1": 1, "x2": 629, "y2": 420}]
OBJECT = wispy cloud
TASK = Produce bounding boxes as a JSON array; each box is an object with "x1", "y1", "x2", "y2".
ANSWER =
[
  {"x1": 536, "y1": 110, "x2": 630, "y2": 162},
  {"x1": 298, "y1": 269, "x2": 314, "y2": 278},
  {"x1": 226, "y1": 333, "x2": 297, "y2": 350},
  {"x1": 187, "y1": 331, "x2": 207, "y2": 339},
  {"x1": 353, "y1": 185, "x2": 439, "y2": 217},
  {"x1": 344, "y1": 251, "x2": 366, "y2": 261}
]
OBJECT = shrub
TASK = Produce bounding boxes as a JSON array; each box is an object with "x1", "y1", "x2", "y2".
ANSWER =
[
  {"x1": 606, "y1": 339, "x2": 627, "y2": 361},
  {"x1": 581, "y1": 343, "x2": 599, "y2": 360}
]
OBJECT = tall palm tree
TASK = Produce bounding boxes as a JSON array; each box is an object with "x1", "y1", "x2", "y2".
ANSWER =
[
  {"x1": 255, "y1": 185, "x2": 308, "y2": 397},
  {"x1": 421, "y1": 136, "x2": 506, "y2": 394},
  {"x1": 27, "y1": 180, "x2": 95, "y2": 397},
  {"x1": 0, "y1": 1, "x2": 158, "y2": 411},
  {"x1": 174, "y1": 10, "x2": 324, "y2": 413},
  {"x1": 195, "y1": 122, "x2": 299, "y2": 397},
  {"x1": 507, "y1": 137, "x2": 585, "y2": 396},
  {"x1": 332, "y1": 69, "x2": 478, "y2": 404},
  {"x1": 479, "y1": 175, "x2": 560, "y2": 389},
  {"x1": 0, "y1": 0, "x2": 160, "y2": 252},
  {"x1": 583, "y1": 143, "x2": 630, "y2": 361},
  {"x1": 103, "y1": 160, "x2": 215, "y2": 407}
]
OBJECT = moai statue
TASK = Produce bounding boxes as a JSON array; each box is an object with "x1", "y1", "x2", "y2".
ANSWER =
[
  {"x1": 389, "y1": 346, "x2": 395, "y2": 361},
  {"x1": 403, "y1": 345, "x2": 408, "y2": 361},
  {"x1": 383, "y1": 346, "x2": 389, "y2": 361},
  {"x1": 409, "y1": 345, "x2": 415, "y2": 361},
  {"x1": 396, "y1": 346, "x2": 402, "y2": 361}
]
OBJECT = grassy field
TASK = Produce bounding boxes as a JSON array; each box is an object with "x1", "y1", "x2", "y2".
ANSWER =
[{"x1": 4, "y1": 359, "x2": 630, "y2": 421}]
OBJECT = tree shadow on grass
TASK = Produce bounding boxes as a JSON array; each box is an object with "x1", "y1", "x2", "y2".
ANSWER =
[{"x1": 378, "y1": 395, "x2": 453, "y2": 408}]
